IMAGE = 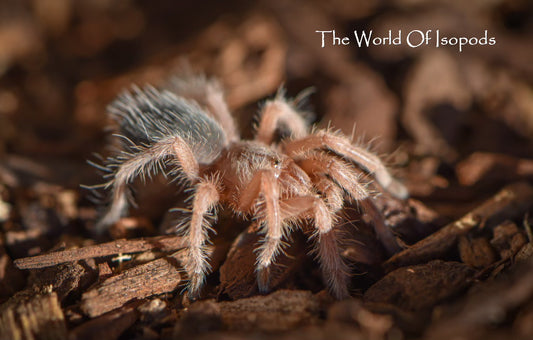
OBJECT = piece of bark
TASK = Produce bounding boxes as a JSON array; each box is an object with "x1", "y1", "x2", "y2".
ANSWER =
[
  {"x1": 14, "y1": 235, "x2": 186, "y2": 270},
  {"x1": 218, "y1": 225, "x2": 308, "y2": 300},
  {"x1": 424, "y1": 258, "x2": 533, "y2": 340},
  {"x1": 28, "y1": 259, "x2": 98, "y2": 302},
  {"x1": 0, "y1": 292, "x2": 67, "y2": 340},
  {"x1": 364, "y1": 260, "x2": 475, "y2": 311},
  {"x1": 490, "y1": 221, "x2": 527, "y2": 260},
  {"x1": 80, "y1": 254, "x2": 182, "y2": 317},
  {"x1": 516, "y1": 243, "x2": 533, "y2": 262},
  {"x1": 384, "y1": 182, "x2": 533, "y2": 272},
  {"x1": 458, "y1": 236, "x2": 497, "y2": 268},
  {"x1": 69, "y1": 303, "x2": 139, "y2": 340},
  {"x1": 217, "y1": 228, "x2": 260, "y2": 299},
  {"x1": 97, "y1": 262, "x2": 113, "y2": 281},
  {"x1": 175, "y1": 290, "x2": 321, "y2": 337},
  {"x1": 0, "y1": 238, "x2": 25, "y2": 302}
]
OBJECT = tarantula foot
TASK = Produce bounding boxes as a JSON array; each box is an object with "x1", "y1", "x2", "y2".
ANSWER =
[
  {"x1": 186, "y1": 272, "x2": 205, "y2": 298},
  {"x1": 317, "y1": 230, "x2": 351, "y2": 299},
  {"x1": 386, "y1": 178, "x2": 409, "y2": 200},
  {"x1": 328, "y1": 277, "x2": 350, "y2": 300},
  {"x1": 256, "y1": 266, "x2": 272, "y2": 293}
]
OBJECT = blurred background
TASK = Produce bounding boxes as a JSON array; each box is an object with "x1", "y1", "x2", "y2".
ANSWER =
[{"x1": 0, "y1": 0, "x2": 531, "y2": 175}]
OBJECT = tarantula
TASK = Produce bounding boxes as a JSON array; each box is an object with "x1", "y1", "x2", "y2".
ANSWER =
[{"x1": 94, "y1": 74, "x2": 408, "y2": 299}]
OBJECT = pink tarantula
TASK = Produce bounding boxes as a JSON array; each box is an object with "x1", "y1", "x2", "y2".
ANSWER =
[{"x1": 95, "y1": 74, "x2": 408, "y2": 299}]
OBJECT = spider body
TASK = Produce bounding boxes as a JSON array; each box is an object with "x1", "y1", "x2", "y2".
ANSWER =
[
  {"x1": 95, "y1": 75, "x2": 407, "y2": 299},
  {"x1": 208, "y1": 141, "x2": 311, "y2": 200}
]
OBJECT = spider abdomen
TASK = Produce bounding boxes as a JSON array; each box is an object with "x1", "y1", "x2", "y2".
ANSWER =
[{"x1": 109, "y1": 86, "x2": 228, "y2": 165}]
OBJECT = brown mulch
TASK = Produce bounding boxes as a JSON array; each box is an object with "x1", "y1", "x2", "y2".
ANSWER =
[{"x1": 1, "y1": 1, "x2": 532, "y2": 339}]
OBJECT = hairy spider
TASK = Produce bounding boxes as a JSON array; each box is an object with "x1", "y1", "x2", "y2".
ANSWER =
[{"x1": 94, "y1": 74, "x2": 408, "y2": 299}]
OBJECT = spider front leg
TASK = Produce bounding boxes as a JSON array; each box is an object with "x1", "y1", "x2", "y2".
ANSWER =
[
  {"x1": 255, "y1": 97, "x2": 309, "y2": 145},
  {"x1": 237, "y1": 170, "x2": 285, "y2": 292},
  {"x1": 97, "y1": 136, "x2": 199, "y2": 233},
  {"x1": 282, "y1": 196, "x2": 350, "y2": 299},
  {"x1": 297, "y1": 153, "x2": 401, "y2": 254},
  {"x1": 310, "y1": 175, "x2": 345, "y2": 213},
  {"x1": 181, "y1": 176, "x2": 220, "y2": 297},
  {"x1": 284, "y1": 131, "x2": 408, "y2": 199}
]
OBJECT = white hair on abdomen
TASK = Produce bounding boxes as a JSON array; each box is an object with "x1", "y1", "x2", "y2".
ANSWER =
[{"x1": 108, "y1": 85, "x2": 228, "y2": 164}]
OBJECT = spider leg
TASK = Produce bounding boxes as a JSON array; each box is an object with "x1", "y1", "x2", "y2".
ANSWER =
[
  {"x1": 297, "y1": 152, "x2": 370, "y2": 202},
  {"x1": 237, "y1": 170, "x2": 284, "y2": 293},
  {"x1": 297, "y1": 152, "x2": 401, "y2": 254},
  {"x1": 200, "y1": 80, "x2": 239, "y2": 143},
  {"x1": 283, "y1": 131, "x2": 408, "y2": 199},
  {"x1": 97, "y1": 136, "x2": 199, "y2": 233},
  {"x1": 309, "y1": 174, "x2": 344, "y2": 213},
  {"x1": 255, "y1": 97, "x2": 308, "y2": 145},
  {"x1": 281, "y1": 196, "x2": 350, "y2": 299},
  {"x1": 181, "y1": 177, "x2": 220, "y2": 297}
]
